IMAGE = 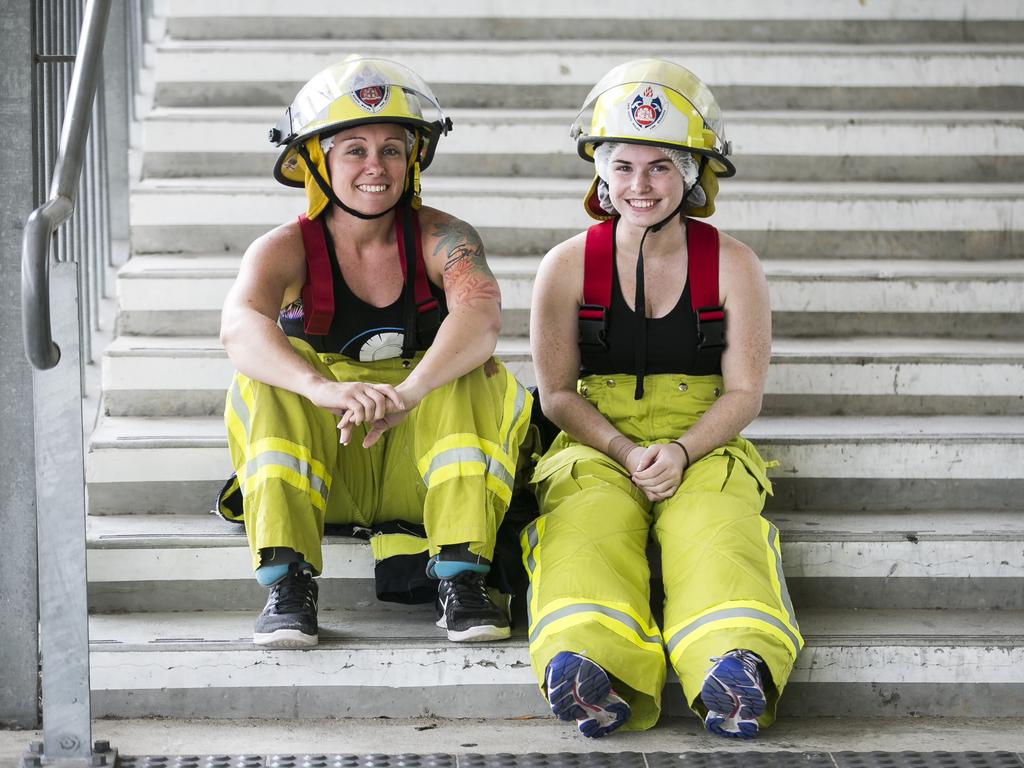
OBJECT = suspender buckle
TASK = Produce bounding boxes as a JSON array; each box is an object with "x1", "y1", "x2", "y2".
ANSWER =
[
  {"x1": 578, "y1": 305, "x2": 609, "y2": 350},
  {"x1": 696, "y1": 305, "x2": 726, "y2": 353}
]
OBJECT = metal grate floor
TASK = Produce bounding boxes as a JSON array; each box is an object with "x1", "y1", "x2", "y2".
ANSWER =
[{"x1": 83, "y1": 753, "x2": 1024, "y2": 768}]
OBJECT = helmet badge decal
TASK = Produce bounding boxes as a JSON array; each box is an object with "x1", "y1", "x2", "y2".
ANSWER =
[
  {"x1": 628, "y1": 85, "x2": 665, "y2": 130},
  {"x1": 353, "y1": 84, "x2": 390, "y2": 113},
  {"x1": 351, "y1": 64, "x2": 391, "y2": 113}
]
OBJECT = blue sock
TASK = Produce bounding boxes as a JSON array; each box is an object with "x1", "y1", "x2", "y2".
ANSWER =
[
  {"x1": 427, "y1": 543, "x2": 491, "y2": 579},
  {"x1": 429, "y1": 559, "x2": 490, "y2": 579},
  {"x1": 256, "y1": 547, "x2": 310, "y2": 586},
  {"x1": 255, "y1": 563, "x2": 293, "y2": 586}
]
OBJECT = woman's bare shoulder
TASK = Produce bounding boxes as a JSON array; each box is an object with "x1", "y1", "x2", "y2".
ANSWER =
[
  {"x1": 245, "y1": 219, "x2": 305, "y2": 264},
  {"x1": 234, "y1": 219, "x2": 308, "y2": 307},
  {"x1": 716, "y1": 229, "x2": 767, "y2": 298},
  {"x1": 542, "y1": 230, "x2": 587, "y2": 269}
]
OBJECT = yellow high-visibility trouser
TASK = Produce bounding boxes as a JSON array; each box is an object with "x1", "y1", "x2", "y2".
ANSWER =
[
  {"x1": 224, "y1": 337, "x2": 533, "y2": 574},
  {"x1": 523, "y1": 373, "x2": 803, "y2": 731}
]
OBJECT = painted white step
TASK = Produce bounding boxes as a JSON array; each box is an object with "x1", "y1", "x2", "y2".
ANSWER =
[
  {"x1": 159, "y1": 0, "x2": 1024, "y2": 43},
  {"x1": 87, "y1": 608, "x2": 1024, "y2": 718},
  {"x1": 114, "y1": 253, "x2": 1024, "y2": 338},
  {"x1": 101, "y1": 335, "x2": 1024, "y2": 418},
  {"x1": 150, "y1": 40, "x2": 1024, "y2": 111},
  {"x1": 140, "y1": 107, "x2": 1024, "y2": 182},
  {"x1": 128, "y1": 177, "x2": 1024, "y2": 258},
  {"x1": 85, "y1": 414, "x2": 1024, "y2": 515},
  {"x1": 85, "y1": 510, "x2": 1024, "y2": 613}
]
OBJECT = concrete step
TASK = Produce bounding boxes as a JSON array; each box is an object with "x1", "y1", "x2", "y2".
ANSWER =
[
  {"x1": 101, "y1": 334, "x2": 1024, "y2": 418},
  {"x1": 140, "y1": 107, "x2": 1024, "y2": 183},
  {"x1": 87, "y1": 607, "x2": 1024, "y2": 718},
  {"x1": 85, "y1": 414, "x2": 1024, "y2": 515},
  {"x1": 86, "y1": 510, "x2": 1024, "y2": 613},
  {"x1": 129, "y1": 176, "x2": 1024, "y2": 259},
  {"x1": 150, "y1": 40, "x2": 1024, "y2": 111},
  {"x1": 159, "y1": 0, "x2": 1024, "y2": 43},
  {"x1": 114, "y1": 253, "x2": 1024, "y2": 339}
]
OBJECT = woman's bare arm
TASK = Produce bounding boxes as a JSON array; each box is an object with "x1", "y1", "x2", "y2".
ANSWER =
[
  {"x1": 395, "y1": 208, "x2": 503, "y2": 407},
  {"x1": 531, "y1": 235, "x2": 645, "y2": 472},
  {"x1": 220, "y1": 222, "x2": 402, "y2": 436}
]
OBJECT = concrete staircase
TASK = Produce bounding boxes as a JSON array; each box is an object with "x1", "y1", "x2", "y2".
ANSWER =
[{"x1": 88, "y1": 1, "x2": 1024, "y2": 721}]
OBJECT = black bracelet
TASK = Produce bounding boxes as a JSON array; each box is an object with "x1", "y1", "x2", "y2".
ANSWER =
[{"x1": 670, "y1": 439, "x2": 691, "y2": 468}]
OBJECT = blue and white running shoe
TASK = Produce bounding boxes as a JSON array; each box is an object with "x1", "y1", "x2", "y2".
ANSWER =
[
  {"x1": 700, "y1": 649, "x2": 766, "y2": 739},
  {"x1": 545, "y1": 651, "x2": 631, "y2": 738}
]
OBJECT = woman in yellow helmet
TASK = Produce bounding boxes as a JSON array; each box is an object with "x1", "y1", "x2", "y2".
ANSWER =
[
  {"x1": 524, "y1": 59, "x2": 802, "y2": 739},
  {"x1": 219, "y1": 56, "x2": 532, "y2": 649}
]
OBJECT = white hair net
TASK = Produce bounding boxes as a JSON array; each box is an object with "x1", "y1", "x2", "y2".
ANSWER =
[{"x1": 592, "y1": 141, "x2": 707, "y2": 216}]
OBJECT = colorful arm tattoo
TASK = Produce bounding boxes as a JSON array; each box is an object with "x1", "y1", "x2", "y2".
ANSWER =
[{"x1": 432, "y1": 219, "x2": 501, "y2": 307}]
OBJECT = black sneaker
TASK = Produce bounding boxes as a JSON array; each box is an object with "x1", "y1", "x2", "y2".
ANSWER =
[
  {"x1": 253, "y1": 563, "x2": 319, "y2": 648},
  {"x1": 435, "y1": 571, "x2": 511, "y2": 642}
]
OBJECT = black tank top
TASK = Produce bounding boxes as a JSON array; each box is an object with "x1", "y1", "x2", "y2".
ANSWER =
[
  {"x1": 579, "y1": 253, "x2": 722, "y2": 377},
  {"x1": 279, "y1": 229, "x2": 446, "y2": 361}
]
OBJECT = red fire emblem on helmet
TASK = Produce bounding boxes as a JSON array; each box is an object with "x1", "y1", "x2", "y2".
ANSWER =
[
  {"x1": 629, "y1": 86, "x2": 664, "y2": 130},
  {"x1": 353, "y1": 84, "x2": 390, "y2": 113}
]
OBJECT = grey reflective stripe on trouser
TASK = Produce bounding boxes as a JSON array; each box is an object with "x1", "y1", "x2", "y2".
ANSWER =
[
  {"x1": 528, "y1": 602, "x2": 663, "y2": 647},
  {"x1": 243, "y1": 450, "x2": 328, "y2": 501},
  {"x1": 523, "y1": 523, "x2": 539, "y2": 626},
  {"x1": 422, "y1": 446, "x2": 515, "y2": 495},
  {"x1": 504, "y1": 379, "x2": 527, "y2": 453},
  {"x1": 665, "y1": 607, "x2": 802, "y2": 658},
  {"x1": 230, "y1": 380, "x2": 251, "y2": 436},
  {"x1": 768, "y1": 523, "x2": 800, "y2": 634},
  {"x1": 524, "y1": 523, "x2": 538, "y2": 577}
]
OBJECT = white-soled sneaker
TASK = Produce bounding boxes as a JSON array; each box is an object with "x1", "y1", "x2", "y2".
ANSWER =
[
  {"x1": 545, "y1": 651, "x2": 631, "y2": 738},
  {"x1": 700, "y1": 648, "x2": 766, "y2": 739}
]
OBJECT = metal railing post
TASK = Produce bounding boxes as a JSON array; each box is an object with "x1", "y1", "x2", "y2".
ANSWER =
[
  {"x1": 20, "y1": 0, "x2": 115, "y2": 763},
  {"x1": 0, "y1": 0, "x2": 40, "y2": 730},
  {"x1": 32, "y1": 261, "x2": 92, "y2": 763}
]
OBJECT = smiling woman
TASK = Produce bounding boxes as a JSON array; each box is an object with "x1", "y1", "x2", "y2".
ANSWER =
[
  {"x1": 216, "y1": 55, "x2": 532, "y2": 652},
  {"x1": 524, "y1": 58, "x2": 803, "y2": 742}
]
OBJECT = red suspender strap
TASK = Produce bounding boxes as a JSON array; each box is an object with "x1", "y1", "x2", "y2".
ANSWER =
[
  {"x1": 686, "y1": 218, "x2": 727, "y2": 359},
  {"x1": 581, "y1": 219, "x2": 614, "y2": 319},
  {"x1": 686, "y1": 219, "x2": 723, "y2": 320},
  {"x1": 298, "y1": 213, "x2": 334, "y2": 335},
  {"x1": 395, "y1": 208, "x2": 439, "y2": 313}
]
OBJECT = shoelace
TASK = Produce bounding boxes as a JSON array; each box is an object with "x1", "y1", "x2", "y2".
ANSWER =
[
  {"x1": 710, "y1": 649, "x2": 762, "y2": 681},
  {"x1": 443, "y1": 572, "x2": 491, "y2": 610},
  {"x1": 270, "y1": 571, "x2": 315, "y2": 615}
]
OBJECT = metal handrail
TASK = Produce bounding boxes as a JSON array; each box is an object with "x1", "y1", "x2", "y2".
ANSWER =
[{"x1": 22, "y1": 0, "x2": 113, "y2": 370}]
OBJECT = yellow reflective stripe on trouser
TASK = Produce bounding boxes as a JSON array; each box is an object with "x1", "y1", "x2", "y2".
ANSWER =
[
  {"x1": 765, "y1": 519, "x2": 801, "y2": 646},
  {"x1": 418, "y1": 434, "x2": 516, "y2": 506},
  {"x1": 524, "y1": 524, "x2": 659, "y2": 651},
  {"x1": 663, "y1": 518, "x2": 803, "y2": 665},
  {"x1": 664, "y1": 600, "x2": 803, "y2": 668},
  {"x1": 522, "y1": 519, "x2": 661, "y2": 651},
  {"x1": 225, "y1": 377, "x2": 254, "y2": 449},
  {"x1": 501, "y1": 373, "x2": 529, "y2": 453},
  {"x1": 521, "y1": 518, "x2": 543, "y2": 626},
  {"x1": 370, "y1": 532, "x2": 429, "y2": 561},
  {"x1": 528, "y1": 599, "x2": 663, "y2": 650},
  {"x1": 241, "y1": 437, "x2": 332, "y2": 512}
]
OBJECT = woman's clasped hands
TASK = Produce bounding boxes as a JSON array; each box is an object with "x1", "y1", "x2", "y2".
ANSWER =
[
  {"x1": 307, "y1": 379, "x2": 409, "y2": 448},
  {"x1": 625, "y1": 441, "x2": 689, "y2": 502}
]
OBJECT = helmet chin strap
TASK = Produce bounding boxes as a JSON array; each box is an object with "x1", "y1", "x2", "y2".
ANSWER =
[
  {"x1": 296, "y1": 142, "x2": 410, "y2": 221},
  {"x1": 631, "y1": 195, "x2": 687, "y2": 401}
]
